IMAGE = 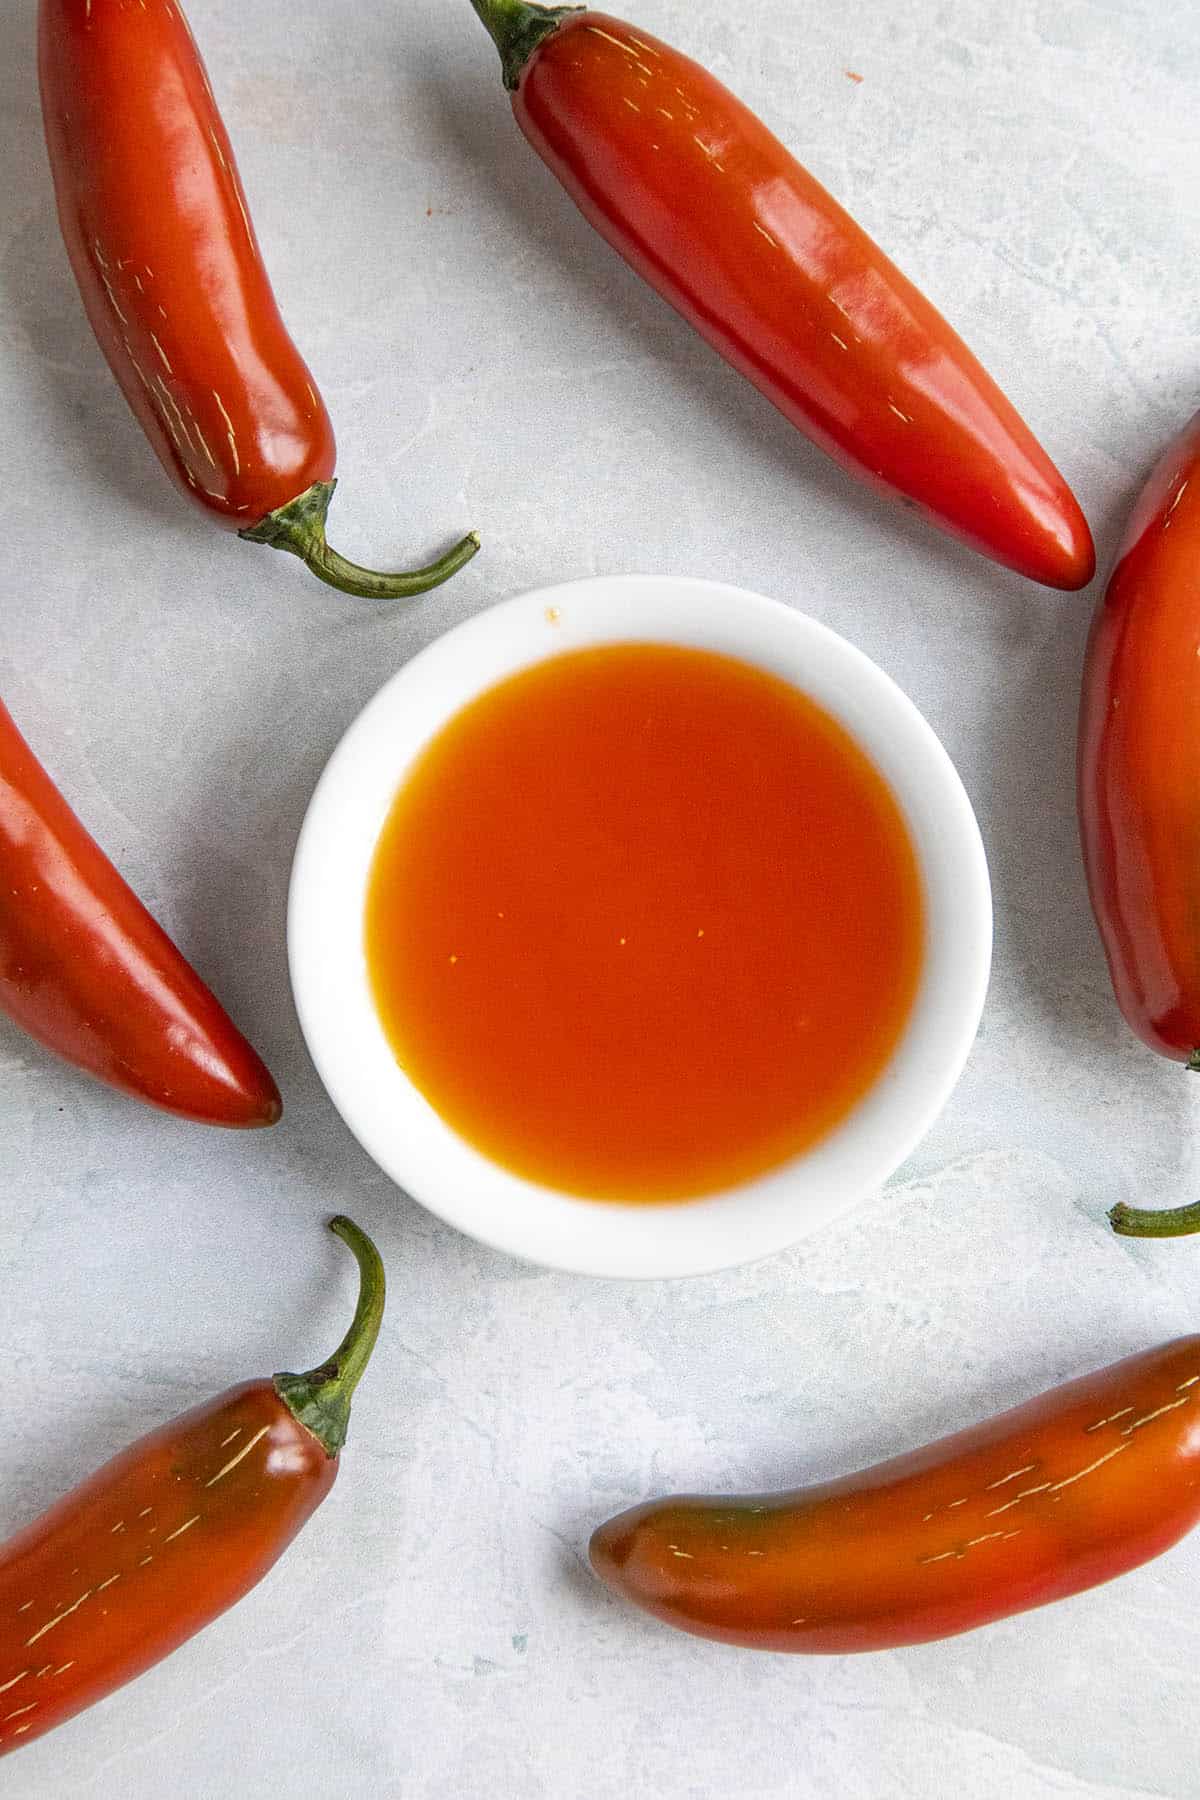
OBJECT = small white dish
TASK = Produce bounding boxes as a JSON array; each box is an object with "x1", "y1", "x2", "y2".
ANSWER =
[{"x1": 288, "y1": 576, "x2": 991, "y2": 1279}]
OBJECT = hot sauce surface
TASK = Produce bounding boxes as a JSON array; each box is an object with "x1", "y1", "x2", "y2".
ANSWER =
[{"x1": 365, "y1": 644, "x2": 924, "y2": 1202}]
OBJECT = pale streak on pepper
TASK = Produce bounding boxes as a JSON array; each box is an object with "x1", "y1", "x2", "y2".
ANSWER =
[
  {"x1": 984, "y1": 1464, "x2": 1037, "y2": 1489},
  {"x1": 1046, "y1": 1443, "x2": 1130, "y2": 1494},
  {"x1": 26, "y1": 1590, "x2": 93, "y2": 1649},
  {"x1": 153, "y1": 374, "x2": 195, "y2": 456},
  {"x1": 212, "y1": 390, "x2": 241, "y2": 476},
  {"x1": 191, "y1": 420, "x2": 219, "y2": 472},
  {"x1": 1084, "y1": 1407, "x2": 1133, "y2": 1433},
  {"x1": 205, "y1": 1423, "x2": 271, "y2": 1488},
  {"x1": 584, "y1": 24, "x2": 638, "y2": 60},
  {"x1": 986, "y1": 1481, "x2": 1053, "y2": 1518},
  {"x1": 100, "y1": 273, "x2": 128, "y2": 325},
  {"x1": 232, "y1": 185, "x2": 254, "y2": 246},
  {"x1": 1123, "y1": 1397, "x2": 1191, "y2": 1434},
  {"x1": 1163, "y1": 481, "x2": 1189, "y2": 527}
]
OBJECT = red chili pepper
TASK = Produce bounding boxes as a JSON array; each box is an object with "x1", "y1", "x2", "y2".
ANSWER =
[
  {"x1": 0, "y1": 1216, "x2": 383, "y2": 1758},
  {"x1": 590, "y1": 1337, "x2": 1200, "y2": 1653},
  {"x1": 1079, "y1": 417, "x2": 1200, "y2": 1059},
  {"x1": 38, "y1": 0, "x2": 478, "y2": 600},
  {"x1": 0, "y1": 699, "x2": 280, "y2": 1126},
  {"x1": 1077, "y1": 413, "x2": 1200, "y2": 1238},
  {"x1": 465, "y1": 2, "x2": 1094, "y2": 590}
]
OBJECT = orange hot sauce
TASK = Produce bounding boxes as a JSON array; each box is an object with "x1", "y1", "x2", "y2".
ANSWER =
[{"x1": 365, "y1": 644, "x2": 924, "y2": 1202}]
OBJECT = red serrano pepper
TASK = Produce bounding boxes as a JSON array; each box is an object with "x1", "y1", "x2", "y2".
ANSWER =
[
  {"x1": 592, "y1": 1338, "x2": 1200, "y2": 1652},
  {"x1": 39, "y1": 0, "x2": 478, "y2": 599},
  {"x1": 1078, "y1": 412, "x2": 1200, "y2": 1239},
  {"x1": 0, "y1": 699, "x2": 279, "y2": 1126},
  {"x1": 466, "y1": 1, "x2": 1094, "y2": 589},
  {"x1": 0, "y1": 1217, "x2": 383, "y2": 1757}
]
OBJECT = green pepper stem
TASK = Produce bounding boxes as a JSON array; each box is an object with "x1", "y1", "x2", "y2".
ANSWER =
[
  {"x1": 274, "y1": 1217, "x2": 386, "y2": 1456},
  {"x1": 466, "y1": 0, "x2": 584, "y2": 89},
  {"x1": 1109, "y1": 1201, "x2": 1200, "y2": 1239},
  {"x1": 1107, "y1": 1052, "x2": 1200, "y2": 1237},
  {"x1": 241, "y1": 479, "x2": 479, "y2": 600}
]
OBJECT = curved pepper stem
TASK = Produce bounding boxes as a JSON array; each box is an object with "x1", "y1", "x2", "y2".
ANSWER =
[
  {"x1": 241, "y1": 480, "x2": 479, "y2": 600},
  {"x1": 274, "y1": 1217, "x2": 386, "y2": 1456},
  {"x1": 1109, "y1": 1201, "x2": 1200, "y2": 1239},
  {"x1": 1108, "y1": 1053, "x2": 1200, "y2": 1237},
  {"x1": 466, "y1": 0, "x2": 584, "y2": 89}
]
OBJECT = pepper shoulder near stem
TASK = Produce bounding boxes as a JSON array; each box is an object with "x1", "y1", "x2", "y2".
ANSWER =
[{"x1": 466, "y1": 0, "x2": 585, "y2": 89}]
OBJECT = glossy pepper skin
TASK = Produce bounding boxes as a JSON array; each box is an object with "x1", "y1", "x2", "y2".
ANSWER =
[
  {"x1": 591, "y1": 1338, "x2": 1200, "y2": 1653},
  {"x1": 1078, "y1": 414, "x2": 1200, "y2": 1240},
  {"x1": 466, "y1": 2, "x2": 1094, "y2": 590},
  {"x1": 1079, "y1": 414, "x2": 1200, "y2": 1063},
  {"x1": 0, "y1": 1217, "x2": 384, "y2": 1758},
  {"x1": 38, "y1": 0, "x2": 478, "y2": 600},
  {"x1": 0, "y1": 699, "x2": 279, "y2": 1127}
]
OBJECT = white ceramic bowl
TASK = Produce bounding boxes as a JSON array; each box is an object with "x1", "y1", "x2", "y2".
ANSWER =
[{"x1": 288, "y1": 576, "x2": 991, "y2": 1279}]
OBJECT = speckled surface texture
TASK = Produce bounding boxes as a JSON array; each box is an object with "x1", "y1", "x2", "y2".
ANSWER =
[{"x1": 1, "y1": 0, "x2": 1198, "y2": 1792}]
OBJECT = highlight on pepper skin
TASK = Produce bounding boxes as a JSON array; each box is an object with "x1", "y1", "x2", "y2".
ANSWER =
[{"x1": 590, "y1": 1337, "x2": 1200, "y2": 1652}]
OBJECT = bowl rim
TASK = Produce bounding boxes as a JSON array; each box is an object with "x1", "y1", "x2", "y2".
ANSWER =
[{"x1": 287, "y1": 574, "x2": 992, "y2": 1279}]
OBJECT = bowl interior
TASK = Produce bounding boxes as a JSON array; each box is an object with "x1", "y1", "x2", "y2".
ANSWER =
[{"x1": 288, "y1": 576, "x2": 992, "y2": 1278}]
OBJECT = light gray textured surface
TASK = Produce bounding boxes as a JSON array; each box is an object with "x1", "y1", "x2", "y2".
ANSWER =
[{"x1": 1, "y1": 0, "x2": 1198, "y2": 1793}]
